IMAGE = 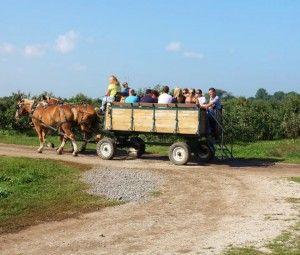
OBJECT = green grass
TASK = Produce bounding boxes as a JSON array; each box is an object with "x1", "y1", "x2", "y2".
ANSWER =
[
  {"x1": 233, "y1": 139, "x2": 300, "y2": 164},
  {"x1": 224, "y1": 225, "x2": 300, "y2": 255},
  {"x1": 146, "y1": 139, "x2": 300, "y2": 164},
  {"x1": 0, "y1": 156, "x2": 118, "y2": 234},
  {"x1": 0, "y1": 131, "x2": 299, "y2": 163},
  {"x1": 0, "y1": 130, "x2": 96, "y2": 150},
  {"x1": 289, "y1": 177, "x2": 300, "y2": 183},
  {"x1": 146, "y1": 145, "x2": 169, "y2": 156}
]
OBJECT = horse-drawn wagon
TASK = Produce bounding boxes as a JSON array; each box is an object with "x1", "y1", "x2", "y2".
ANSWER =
[{"x1": 96, "y1": 102, "x2": 224, "y2": 165}]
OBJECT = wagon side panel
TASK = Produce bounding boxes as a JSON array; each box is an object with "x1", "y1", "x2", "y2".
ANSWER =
[
  {"x1": 133, "y1": 109, "x2": 154, "y2": 132},
  {"x1": 177, "y1": 110, "x2": 199, "y2": 134},
  {"x1": 105, "y1": 108, "x2": 131, "y2": 131}
]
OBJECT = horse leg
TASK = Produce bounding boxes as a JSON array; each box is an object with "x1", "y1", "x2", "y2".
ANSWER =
[
  {"x1": 61, "y1": 124, "x2": 78, "y2": 156},
  {"x1": 56, "y1": 136, "x2": 66, "y2": 155},
  {"x1": 79, "y1": 124, "x2": 91, "y2": 152},
  {"x1": 35, "y1": 126, "x2": 45, "y2": 153},
  {"x1": 43, "y1": 129, "x2": 54, "y2": 148}
]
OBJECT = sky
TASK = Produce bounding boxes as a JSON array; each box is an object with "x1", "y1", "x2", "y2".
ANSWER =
[{"x1": 0, "y1": 0, "x2": 300, "y2": 98}]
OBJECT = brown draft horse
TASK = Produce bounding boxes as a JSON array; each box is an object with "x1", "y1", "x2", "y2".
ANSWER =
[
  {"x1": 15, "y1": 99, "x2": 79, "y2": 156},
  {"x1": 41, "y1": 96, "x2": 98, "y2": 151}
]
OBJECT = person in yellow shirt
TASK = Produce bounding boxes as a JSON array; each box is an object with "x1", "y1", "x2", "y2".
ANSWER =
[{"x1": 100, "y1": 75, "x2": 121, "y2": 112}]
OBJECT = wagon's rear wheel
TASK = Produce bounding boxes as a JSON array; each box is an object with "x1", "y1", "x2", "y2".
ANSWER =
[
  {"x1": 96, "y1": 137, "x2": 116, "y2": 160},
  {"x1": 194, "y1": 143, "x2": 215, "y2": 163},
  {"x1": 128, "y1": 137, "x2": 145, "y2": 158},
  {"x1": 168, "y1": 142, "x2": 191, "y2": 165}
]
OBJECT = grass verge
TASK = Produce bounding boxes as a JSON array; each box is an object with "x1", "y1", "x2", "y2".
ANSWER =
[
  {"x1": 233, "y1": 139, "x2": 300, "y2": 164},
  {"x1": 1, "y1": 131, "x2": 299, "y2": 163},
  {"x1": 0, "y1": 130, "x2": 96, "y2": 150},
  {"x1": 0, "y1": 156, "x2": 118, "y2": 234}
]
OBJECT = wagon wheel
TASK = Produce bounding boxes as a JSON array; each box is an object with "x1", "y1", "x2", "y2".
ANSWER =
[
  {"x1": 128, "y1": 137, "x2": 145, "y2": 158},
  {"x1": 168, "y1": 142, "x2": 191, "y2": 165},
  {"x1": 194, "y1": 143, "x2": 215, "y2": 163},
  {"x1": 96, "y1": 137, "x2": 116, "y2": 160}
]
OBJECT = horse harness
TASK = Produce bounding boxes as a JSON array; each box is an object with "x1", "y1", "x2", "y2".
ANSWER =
[{"x1": 28, "y1": 101, "x2": 70, "y2": 137}]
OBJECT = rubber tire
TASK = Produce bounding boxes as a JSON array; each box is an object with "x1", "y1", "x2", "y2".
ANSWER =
[
  {"x1": 168, "y1": 142, "x2": 191, "y2": 165},
  {"x1": 194, "y1": 143, "x2": 214, "y2": 163},
  {"x1": 129, "y1": 137, "x2": 145, "y2": 158},
  {"x1": 96, "y1": 137, "x2": 116, "y2": 160}
]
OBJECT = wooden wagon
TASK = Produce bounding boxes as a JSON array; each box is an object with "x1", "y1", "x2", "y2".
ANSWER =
[{"x1": 96, "y1": 102, "x2": 221, "y2": 165}]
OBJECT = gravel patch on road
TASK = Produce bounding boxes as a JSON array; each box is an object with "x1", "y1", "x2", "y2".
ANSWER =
[{"x1": 82, "y1": 167, "x2": 164, "y2": 202}]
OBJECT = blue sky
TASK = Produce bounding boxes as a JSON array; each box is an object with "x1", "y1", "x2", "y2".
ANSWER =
[{"x1": 0, "y1": 0, "x2": 299, "y2": 98}]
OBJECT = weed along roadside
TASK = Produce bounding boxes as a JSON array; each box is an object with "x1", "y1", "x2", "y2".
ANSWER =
[{"x1": 0, "y1": 156, "x2": 119, "y2": 234}]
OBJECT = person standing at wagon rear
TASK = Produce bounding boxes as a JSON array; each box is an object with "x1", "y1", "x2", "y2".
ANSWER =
[
  {"x1": 204, "y1": 87, "x2": 222, "y2": 111},
  {"x1": 100, "y1": 75, "x2": 121, "y2": 112},
  {"x1": 158, "y1": 85, "x2": 173, "y2": 104},
  {"x1": 203, "y1": 87, "x2": 222, "y2": 134}
]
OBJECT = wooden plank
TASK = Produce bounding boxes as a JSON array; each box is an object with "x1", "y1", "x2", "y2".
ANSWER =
[{"x1": 105, "y1": 106, "x2": 205, "y2": 134}]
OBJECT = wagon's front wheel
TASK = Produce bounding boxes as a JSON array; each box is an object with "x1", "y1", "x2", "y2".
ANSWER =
[
  {"x1": 96, "y1": 137, "x2": 116, "y2": 160},
  {"x1": 168, "y1": 142, "x2": 191, "y2": 165}
]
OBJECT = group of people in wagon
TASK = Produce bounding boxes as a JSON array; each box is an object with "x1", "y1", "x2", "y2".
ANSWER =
[
  {"x1": 100, "y1": 75, "x2": 222, "y2": 135},
  {"x1": 100, "y1": 75, "x2": 222, "y2": 113}
]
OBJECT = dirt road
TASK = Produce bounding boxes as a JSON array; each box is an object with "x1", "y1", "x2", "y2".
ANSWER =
[{"x1": 0, "y1": 143, "x2": 299, "y2": 255}]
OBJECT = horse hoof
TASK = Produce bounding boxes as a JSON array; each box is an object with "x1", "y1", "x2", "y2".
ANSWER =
[
  {"x1": 56, "y1": 149, "x2": 63, "y2": 155},
  {"x1": 37, "y1": 150, "x2": 43, "y2": 153},
  {"x1": 73, "y1": 152, "x2": 78, "y2": 157}
]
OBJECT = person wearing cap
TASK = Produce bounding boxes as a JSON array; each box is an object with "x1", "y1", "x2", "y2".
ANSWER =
[
  {"x1": 125, "y1": 89, "x2": 140, "y2": 103},
  {"x1": 158, "y1": 86, "x2": 173, "y2": 104},
  {"x1": 141, "y1": 89, "x2": 156, "y2": 103},
  {"x1": 121, "y1": 82, "x2": 130, "y2": 97}
]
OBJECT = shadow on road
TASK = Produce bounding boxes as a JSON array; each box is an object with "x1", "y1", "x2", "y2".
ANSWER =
[{"x1": 78, "y1": 149, "x2": 284, "y2": 167}]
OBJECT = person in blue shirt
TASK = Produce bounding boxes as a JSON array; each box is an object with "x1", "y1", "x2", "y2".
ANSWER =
[
  {"x1": 121, "y1": 82, "x2": 130, "y2": 97},
  {"x1": 125, "y1": 89, "x2": 140, "y2": 103}
]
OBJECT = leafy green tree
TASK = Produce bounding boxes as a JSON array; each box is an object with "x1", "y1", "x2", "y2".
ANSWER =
[
  {"x1": 67, "y1": 93, "x2": 100, "y2": 106},
  {"x1": 282, "y1": 113, "x2": 300, "y2": 142},
  {"x1": 272, "y1": 91, "x2": 285, "y2": 100},
  {"x1": 255, "y1": 88, "x2": 270, "y2": 100}
]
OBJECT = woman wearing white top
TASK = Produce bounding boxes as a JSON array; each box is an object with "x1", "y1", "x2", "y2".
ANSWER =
[{"x1": 195, "y1": 89, "x2": 206, "y2": 107}]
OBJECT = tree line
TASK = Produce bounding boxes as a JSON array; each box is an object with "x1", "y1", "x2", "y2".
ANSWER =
[{"x1": 0, "y1": 88, "x2": 299, "y2": 142}]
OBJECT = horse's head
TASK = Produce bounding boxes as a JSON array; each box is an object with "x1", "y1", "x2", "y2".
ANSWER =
[{"x1": 15, "y1": 98, "x2": 35, "y2": 120}]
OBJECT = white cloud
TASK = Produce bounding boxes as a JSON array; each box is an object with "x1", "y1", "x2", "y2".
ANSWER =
[
  {"x1": 183, "y1": 51, "x2": 203, "y2": 59},
  {"x1": 0, "y1": 43, "x2": 15, "y2": 54},
  {"x1": 166, "y1": 41, "x2": 182, "y2": 52},
  {"x1": 24, "y1": 44, "x2": 46, "y2": 57},
  {"x1": 166, "y1": 41, "x2": 203, "y2": 60},
  {"x1": 55, "y1": 30, "x2": 79, "y2": 53}
]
